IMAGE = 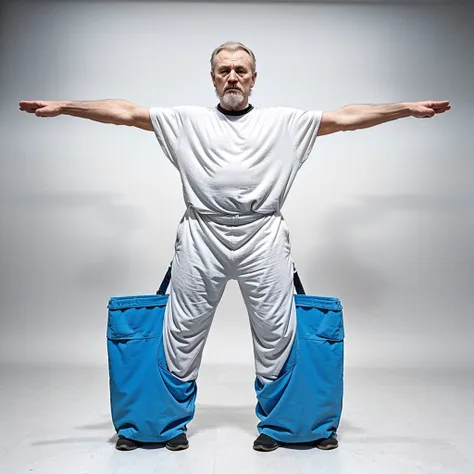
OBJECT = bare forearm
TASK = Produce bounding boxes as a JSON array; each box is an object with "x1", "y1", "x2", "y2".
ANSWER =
[
  {"x1": 339, "y1": 103, "x2": 412, "y2": 131},
  {"x1": 60, "y1": 99, "x2": 138, "y2": 125}
]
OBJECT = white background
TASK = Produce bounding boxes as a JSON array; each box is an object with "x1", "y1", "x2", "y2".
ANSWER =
[{"x1": 1, "y1": 0, "x2": 472, "y2": 369}]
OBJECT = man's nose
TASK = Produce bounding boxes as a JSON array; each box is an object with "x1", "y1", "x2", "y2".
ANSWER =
[{"x1": 228, "y1": 70, "x2": 238, "y2": 82}]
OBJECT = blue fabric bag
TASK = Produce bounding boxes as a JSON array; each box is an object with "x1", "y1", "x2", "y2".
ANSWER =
[{"x1": 107, "y1": 267, "x2": 344, "y2": 444}]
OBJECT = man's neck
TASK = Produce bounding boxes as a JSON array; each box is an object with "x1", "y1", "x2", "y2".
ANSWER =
[
  {"x1": 217, "y1": 103, "x2": 254, "y2": 117},
  {"x1": 219, "y1": 100, "x2": 249, "y2": 112}
]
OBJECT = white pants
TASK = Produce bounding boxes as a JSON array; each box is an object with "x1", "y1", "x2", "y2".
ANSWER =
[{"x1": 163, "y1": 207, "x2": 296, "y2": 384}]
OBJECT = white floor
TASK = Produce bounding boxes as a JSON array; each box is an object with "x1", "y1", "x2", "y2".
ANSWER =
[{"x1": 1, "y1": 364, "x2": 474, "y2": 474}]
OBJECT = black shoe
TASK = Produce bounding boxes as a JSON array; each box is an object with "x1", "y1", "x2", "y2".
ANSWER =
[
  {"x1": 115, "y1": 437, "x2": 140, "y2": 451},
  {"x1": 165, "y1": 433, "x2": 189, "y2": 451},
  {"x1": 315, "y1": 436, "x2": 338, "y2": 450},
  {"x1": 253, "y1": 434, "x2": 280, "y2": 452}
]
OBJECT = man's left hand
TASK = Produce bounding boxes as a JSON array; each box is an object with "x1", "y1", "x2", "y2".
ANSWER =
[{"x1": 410, "y1": 101, "x2": 451, "y2": 118}]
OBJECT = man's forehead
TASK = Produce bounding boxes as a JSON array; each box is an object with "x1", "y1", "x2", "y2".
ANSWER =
[{"x1": 215, "y1": 50, "x2": 252, "y2": 67}]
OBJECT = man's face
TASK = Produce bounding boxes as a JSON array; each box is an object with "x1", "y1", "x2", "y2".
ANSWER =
[{"x1": 211, "y1": 49, "x2": 257, "y2": 110}]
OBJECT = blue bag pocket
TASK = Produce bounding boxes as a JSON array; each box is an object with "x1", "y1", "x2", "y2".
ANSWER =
[
  {"x1": 107, "y1": 294, "x2": 168, "y2": 340},
  {"x1": 107, "y1": 294, "x2": 196, "y2": 443},
  {"x1": 255, "y1": 294, "x2": 344, "y2": 443}
]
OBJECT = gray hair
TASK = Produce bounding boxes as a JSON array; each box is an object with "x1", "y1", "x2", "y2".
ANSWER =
[{"x1": 210, "y1": 41, "x2": 256, "y2": 73}]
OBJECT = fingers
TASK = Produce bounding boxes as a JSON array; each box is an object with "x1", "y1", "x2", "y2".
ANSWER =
[
  {"x1": 19, "y1": 100, "x2": 42, "y2": 113},
  {"x1": 19, "y1": 100, "x2": 40, "y2": 109},
  {"x1": 431, "y1": 100, "x2": 450, "y2": 107},
  {"x1": 19, "y1": 100, "x2": 56, "y2": 117},
  {"x1": 434, "y1": 106, "x2": 450, "y2": 114},
  {"x1": 34, "y1": 107, "x2": 53, "y2": 117},
  {"x1": 432, "y1": 104, "x2": 451, "y2": 115},
  {"x1": 432, "y1": 102, "x2": 450, "y2": 110},
  {"x1": 425, "y1": 100, "x2": 451, "y2": 111},
  {"x1": 417, "y1": 101, "x2": 451, "y2": 117}
]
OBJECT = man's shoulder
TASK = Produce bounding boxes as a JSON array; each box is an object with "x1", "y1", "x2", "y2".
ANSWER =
[
  {"x1": 254, "y1": 105, "x2": 305, "y2": 115},
  {"x1": 149, "y1": 105, "x2": 216, "y2": 117},
  {"x1": 256, "y1": 106, "x2": 323, "y2": 120},
  {"x1": 176, "y1": 105, "x2": 215, "y2": 114}
]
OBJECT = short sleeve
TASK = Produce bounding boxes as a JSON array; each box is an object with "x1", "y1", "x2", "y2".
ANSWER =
[
  {"x1": 286, "y1": 108, "x2": 323, "y2": 163},
  {"x1": 149, "y1": 107, "x2": 185, "y2": 167}
]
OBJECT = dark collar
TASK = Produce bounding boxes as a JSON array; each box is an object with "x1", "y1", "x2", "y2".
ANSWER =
[{"x1": 217, "y1": 103, "x2": 254, "y2": 116}]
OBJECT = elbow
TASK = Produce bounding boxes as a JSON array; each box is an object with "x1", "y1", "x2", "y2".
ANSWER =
[
  {"x1": 321, "y1": 110, "x2": 354, "y2": 135},
  {"x1": 330, "y1": 120, "x2": 354, "y2": 134},
  {"x1": 117, "y1": 111, "x2": 135, "y2": 127},
  {"x1": 342, "y1": 121, "x2": 358, "y2": 132},
  {"x1": 337, "y1": 113, "x2": 357, "y2": 132},
  {"x1": 116, "y1": 101, "x2": 140, "y2": 126}
]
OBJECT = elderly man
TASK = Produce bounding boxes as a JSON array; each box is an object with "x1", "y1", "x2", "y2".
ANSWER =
[{"x1": 20, "y1": 41, "x2": 450, "y2": 452}]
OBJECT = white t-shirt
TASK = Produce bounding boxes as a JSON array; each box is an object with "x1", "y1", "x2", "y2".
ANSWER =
[{"x1": 149, "y1": 105, "x2": 322, "y2": 216}]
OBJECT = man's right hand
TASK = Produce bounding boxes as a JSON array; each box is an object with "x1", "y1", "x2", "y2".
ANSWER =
[{"x1": 19, "y1": 100, "x2": 65, "y2": 117}]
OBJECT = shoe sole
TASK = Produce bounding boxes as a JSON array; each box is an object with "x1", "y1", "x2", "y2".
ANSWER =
[
  {"x1": 165, "y1": 443, "x2": 189, "y2": 451},
  {"x1": 115, "y1": 444, "x2": 140, "y2": 451},
  {"x1": 253, "y1": 444, "x2": 280, "y2": 452},
  {"x1": 316, "y1": 443, "x2": 338, "y2": 450}
]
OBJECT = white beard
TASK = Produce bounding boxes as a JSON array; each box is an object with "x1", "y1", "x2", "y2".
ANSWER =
[{"x1": 217, "y1": 89, "x2": 247, "y2": 110}]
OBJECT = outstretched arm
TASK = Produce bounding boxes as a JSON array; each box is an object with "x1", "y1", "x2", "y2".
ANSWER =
[
  {"x1": 19, "y1": 99, "x2": 153, "y2": 131},
  {"x1": 318, "y1": 101, "x2": 451, "y2": 136}
]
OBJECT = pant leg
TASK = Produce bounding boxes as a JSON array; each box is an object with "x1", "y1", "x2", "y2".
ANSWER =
[
  {"x1": 163, "y1": 209, "x2": 230, "y2": 382},
  {"x1": 235, "y1": 214, "x2": 296, "y2": 384}
]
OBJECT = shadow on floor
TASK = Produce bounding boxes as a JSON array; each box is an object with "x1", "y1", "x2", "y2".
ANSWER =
[{"x1": 191, "y1": 403, "x2": 258, "y2": 436}]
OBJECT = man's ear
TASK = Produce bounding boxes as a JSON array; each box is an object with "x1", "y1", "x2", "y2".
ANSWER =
[
  {"x1": 210, "y1": 70, "x2": 216, "y2": 87},
  {"x1": 251, "y1": 71, "x2": 258, "y2": 88}
]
